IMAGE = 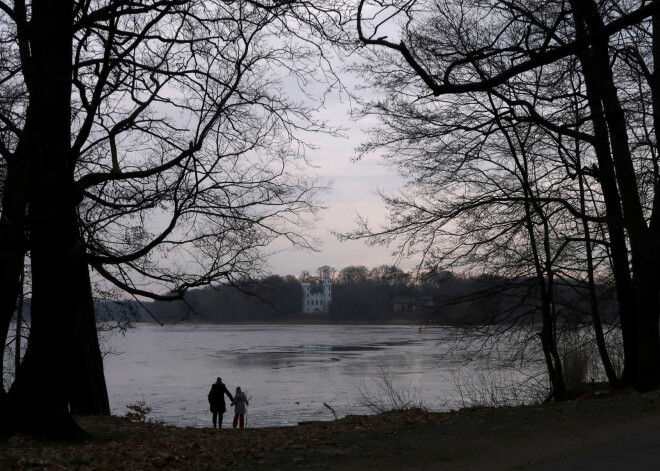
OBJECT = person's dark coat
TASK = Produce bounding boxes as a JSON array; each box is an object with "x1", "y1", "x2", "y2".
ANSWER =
[{"x1": 208, "y1": 381, "x2": 234, "y2": 413}]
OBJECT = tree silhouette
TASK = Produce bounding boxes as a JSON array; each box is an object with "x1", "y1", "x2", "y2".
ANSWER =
[
  {"x1": 0, "y1": 0, "x2": 348, "y2": 438},
  {"x1": 353, "y1": 0, "x2": 660, "y2": 391}
]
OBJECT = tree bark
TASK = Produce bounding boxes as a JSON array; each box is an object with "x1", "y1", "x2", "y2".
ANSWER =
[
  {"x1": 573, "y1": 0, "x2": 660, "y2": 390},
  {"x1": 2, "y1": 0, "x2": 108, "y2": 438},
  {"x1": 69, "y1": 260, "x2": 110, "y2": 416},
  {"x1": 577, "y1": 153, "x2": 619, "y2": 386},
  {"x1": 649, "y1": 11, "x2": 660, "y2": 287},
  {"x1": 0, "y1": 157, "x2": 28, "y2": 398}
]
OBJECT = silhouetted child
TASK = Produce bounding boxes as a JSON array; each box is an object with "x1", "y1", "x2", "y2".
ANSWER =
[{"x1": 231, "y1": 387, "x2": 249, "y2": 428}]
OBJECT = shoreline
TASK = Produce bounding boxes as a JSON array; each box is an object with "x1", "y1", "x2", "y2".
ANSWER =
[
  {"x1": 3, "y1": 390, "x2": 660, "y2": 470},
  {"x1": 134, "y1": 319, "x2": 426, "y2": 326}
]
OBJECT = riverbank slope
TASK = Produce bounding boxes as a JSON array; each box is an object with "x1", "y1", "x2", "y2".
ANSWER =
[{"x1": 2, "y1": 390, "x2": 660, "y2": 470}]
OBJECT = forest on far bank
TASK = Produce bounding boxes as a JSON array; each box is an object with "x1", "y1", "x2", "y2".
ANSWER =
[{"x1": 104, "y1": 265, "x2": 619, "y2": 326}]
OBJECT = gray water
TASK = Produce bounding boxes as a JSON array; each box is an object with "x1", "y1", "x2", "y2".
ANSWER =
[{"x1": 102, "y1": 324, "x2": 467, "y2": 428}]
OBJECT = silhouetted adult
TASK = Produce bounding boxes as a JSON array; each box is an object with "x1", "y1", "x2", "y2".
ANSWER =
[{"x1": 208, "y1": 377, "x2": 234, "y2": 428}]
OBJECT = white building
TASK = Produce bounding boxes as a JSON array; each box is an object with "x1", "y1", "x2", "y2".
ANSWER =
[{"x1": 301, "y1": 272, "x2": 332, "y2": 313}]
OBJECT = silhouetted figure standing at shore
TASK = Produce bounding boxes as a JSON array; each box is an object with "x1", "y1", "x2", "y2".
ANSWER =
[
  {"x1": 231, "y1": 387, "x2": 249, "y2": 429},
  {"x1": 208, "y1": 377, "x2": 234, "y2": 428}
]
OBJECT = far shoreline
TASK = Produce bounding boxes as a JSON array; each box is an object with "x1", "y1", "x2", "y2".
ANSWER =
[{"x1": 134, "y1": 312, "x2": 427, "y2": 326}]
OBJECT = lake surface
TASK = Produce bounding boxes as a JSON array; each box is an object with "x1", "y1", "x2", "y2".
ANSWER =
[{"x1": 102, "y1": 324, "x2": 470, "y2": 428}]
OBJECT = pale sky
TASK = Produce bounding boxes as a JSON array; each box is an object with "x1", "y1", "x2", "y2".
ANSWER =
[
  {"x1": 266, "y1": 85, "x2": 413, "y2": 276},
  {"x1": 265, "y1": 7, "x2": 415, "y2": 276}
]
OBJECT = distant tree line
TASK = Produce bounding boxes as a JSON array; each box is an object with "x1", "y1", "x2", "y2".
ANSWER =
[
  {"x1": 142, "y1": 265, "x2": 616, "y2": 325},
  {"x1": 150, "y1": 275, "x2": 303, "y2": 323}
]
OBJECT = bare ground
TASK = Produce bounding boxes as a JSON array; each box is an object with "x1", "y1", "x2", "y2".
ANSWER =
[{"x1": 2, "y1": 390, "x2": 660, "y2": 470}]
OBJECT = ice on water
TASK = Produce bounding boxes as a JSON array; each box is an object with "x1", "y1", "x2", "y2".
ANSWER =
[{"x1": 103, "y1": 324, "x2": 456, "y2": 428}]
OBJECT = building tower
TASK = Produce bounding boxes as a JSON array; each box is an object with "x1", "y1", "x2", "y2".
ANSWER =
[
  {"x1": 323, "y1": 271, "x2": 331, "y2": 303},
  {"x1": 301, "y1": 271, "x2": 332, "y2": 313}
]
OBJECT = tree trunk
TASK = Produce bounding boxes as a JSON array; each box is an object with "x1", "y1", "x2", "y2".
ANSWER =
[
  {"x1": 2, "y1": 0, "x2": 108, "y2": 438},
  {"x1": 578, "y1": 171, "x2": 619, "y2": 386},
  {"x1": 573, "y1": 107, "x2": 619, "y2": 386},
  {"x1": 523, "y1": 179, "x2": 565, "y2": 399},
  {"x1": 14, "y1": 269, "x2": 24, "y2": 377},
  {"x1": 69, "y1": 260, "x2": 110, "y2": 415},
  {"x1": 571, "y1": 0, "x2": 644, "y2": 388},
  {"x1": 0, "y1": 156, "x2": 29, "y2": 398},
  {"x1": 574, "y1": 0, "x2": 660, "y2": 390},
  {"x1": 539, "y1": 240, "x2": 566, "y2": 401},
  {"x1": 5, "y1": 196, "x2": 89, "y2": 438},
  {"x1": 491, "y1": 97, "x2": 567, "y2": 400},
  {"x1": 645, "y1": 8, "x2": 660, "y2": 393},
  {"x1": 649, "y1": 11, "x2": 660, "y2": 291}
]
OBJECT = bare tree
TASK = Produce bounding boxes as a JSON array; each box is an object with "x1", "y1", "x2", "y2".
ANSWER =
[
  {"x1": 0, "y1": 0, "x2": 349, "y2": 438},
  {"x1": 353, "y1": 0, "x2": 660, "y2": 391}
]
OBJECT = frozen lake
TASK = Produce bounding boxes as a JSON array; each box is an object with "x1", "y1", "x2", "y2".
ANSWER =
[{"x1": 103, "y1": 324, "x2": 469, "y2": 428}]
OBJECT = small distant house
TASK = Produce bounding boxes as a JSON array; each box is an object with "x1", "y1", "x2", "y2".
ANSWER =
[
  {"x1": 392, "y1": 296, "x2": 434, "y2": 312},
  {"x1": 302, "y1": 272, "x2": 332, "y2": 313}
]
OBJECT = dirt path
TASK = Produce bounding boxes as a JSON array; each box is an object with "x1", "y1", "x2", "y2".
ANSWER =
[
  {"x1": 2, "y1": 391, "x2": 660, "y2": 470},
  {"x1": 252, "y1": 392, "x2": 660, "y2": 471}
]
